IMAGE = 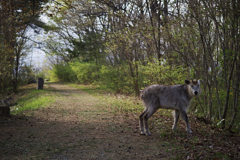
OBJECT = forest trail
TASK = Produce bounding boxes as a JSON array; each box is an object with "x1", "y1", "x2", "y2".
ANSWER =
[{"x1": 0, "y1": 83, "x2": 172, "y2": 160}]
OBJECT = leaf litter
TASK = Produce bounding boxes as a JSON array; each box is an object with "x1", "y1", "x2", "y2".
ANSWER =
[{"x1": 0, "y1": 83, "x2": 239, "y2": 159}]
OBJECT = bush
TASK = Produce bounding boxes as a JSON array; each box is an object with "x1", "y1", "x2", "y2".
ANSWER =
[
  {"x1": 139, "y1": 59, "x2": 188, "y2": 87},
  {"x1": 49, "y1": 64, "x2": 77, "y2": 82},
  {"x1": 99, "y1": 64, "x2": 133, "y2": 94},
  {"x1": 98, "y1": 59, "x2": 188, "y2": 95},
  {"x1": 70, "y1": 61, "x2": 98, "y2": 84}
]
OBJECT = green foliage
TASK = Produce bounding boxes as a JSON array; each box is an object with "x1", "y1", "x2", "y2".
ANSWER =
[
  {"x1": 98, "y1": 59, "x2": 188, "y2": 95},
  {"x1": 67, "y1": 33, "x2": 103, "y2": 62},
  {"x1": 52, "y1": 59, "x2": 188, "y2": 95},
  {"x1": 48, "y1": 64, "x2": 77, "y2": 82},
  {"x1": 139, "y1": 59, "x2": 188, "y2": 87},
  {"x1": 99, "y1": 64, "x2": 133, "y2": 94},
  {"x1": 70, "y1": 61, "x2": 98, "y2": 84}
]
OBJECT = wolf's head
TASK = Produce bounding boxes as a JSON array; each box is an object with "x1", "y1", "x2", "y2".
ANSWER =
[{"x1": 185, "y1": 79, "x2": 201, "y2": 97}]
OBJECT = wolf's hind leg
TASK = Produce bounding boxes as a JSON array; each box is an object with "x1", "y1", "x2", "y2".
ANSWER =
[
  {"x1": 139, "y1": 108, "x2": 147, "y2": 135},
  {"x1": 172, "y1": 110, "x2": 180, "y2": 131},
  {"x1": 143, "y1": 106, "x2": 158, "y2": 136}
]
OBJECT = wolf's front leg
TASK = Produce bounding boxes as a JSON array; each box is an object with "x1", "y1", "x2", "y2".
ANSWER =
[{"x1": 180, "y1": 110, "x2": 192, "y2": 134}]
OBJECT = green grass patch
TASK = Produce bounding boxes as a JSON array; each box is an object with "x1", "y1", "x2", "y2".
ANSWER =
[{"x1": 12, "y1": 89, "x2": 56, "y2": 114}]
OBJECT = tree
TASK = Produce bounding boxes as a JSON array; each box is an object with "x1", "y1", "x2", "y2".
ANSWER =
[{"x1": 0, "y1": 0, "x2": 48, "y2": 94}]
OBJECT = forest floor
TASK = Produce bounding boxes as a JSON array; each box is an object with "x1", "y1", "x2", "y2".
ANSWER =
[{"x1": 0, "y1": 83, "x2": 240, "y2": 160}]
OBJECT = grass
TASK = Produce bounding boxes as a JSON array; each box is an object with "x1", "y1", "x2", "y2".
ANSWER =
[{"x1": 12, "y1": 85, "x2": 56, "y2": 114}]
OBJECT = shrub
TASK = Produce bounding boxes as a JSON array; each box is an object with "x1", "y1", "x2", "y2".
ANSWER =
[
  {"x1": 139, "y1": 59, "x2": 188, "y2": 87},
  {"x1": 70, "y1": 61, "x2": 98, "y2": 84},
  {"x1": 99, "y1": 64, "x2": 133, "y2": 94},
  {"x1": 49, "y1": 64, "x2": 77, "y2": 82}
]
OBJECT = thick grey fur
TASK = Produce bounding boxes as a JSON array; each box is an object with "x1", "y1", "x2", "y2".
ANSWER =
[{"x1": 139, "y1": 79, "x2": 201, "y2": 136}]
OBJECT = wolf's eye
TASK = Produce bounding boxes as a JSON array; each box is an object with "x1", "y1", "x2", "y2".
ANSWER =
[{"x1": 191, "y1": 85, "x2": 193, "y2": 87}]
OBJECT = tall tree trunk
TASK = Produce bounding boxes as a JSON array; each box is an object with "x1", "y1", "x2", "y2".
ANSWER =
[{"x1": 221, "y1": 51, "x2": 237, "y2": 128}]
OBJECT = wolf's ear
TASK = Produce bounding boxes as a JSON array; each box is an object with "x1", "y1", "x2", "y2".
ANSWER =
[
  {"x1": 198, "y1": 79, "x2": 201, "y2": 85},
  {"x1": 185, "y1": 80, "x2": 190, "y2": 84}
]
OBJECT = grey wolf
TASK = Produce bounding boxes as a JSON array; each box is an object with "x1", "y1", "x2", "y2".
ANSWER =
[{"x1": 139, "y1": 79, "x2": 201, "y2": 136}]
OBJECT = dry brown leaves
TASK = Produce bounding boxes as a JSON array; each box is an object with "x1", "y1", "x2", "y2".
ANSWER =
[{"x1": 0, "y1": 83, "x2": 239, "y2": 160}]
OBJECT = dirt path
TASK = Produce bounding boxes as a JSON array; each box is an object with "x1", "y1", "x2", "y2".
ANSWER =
[{"x1": 0, "y1": 83, "x2": 172, "y2": 160}]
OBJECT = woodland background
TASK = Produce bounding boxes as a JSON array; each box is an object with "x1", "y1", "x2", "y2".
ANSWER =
[{"x1": 0, "y1": 0, "x2": 239, "y2": 132}]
